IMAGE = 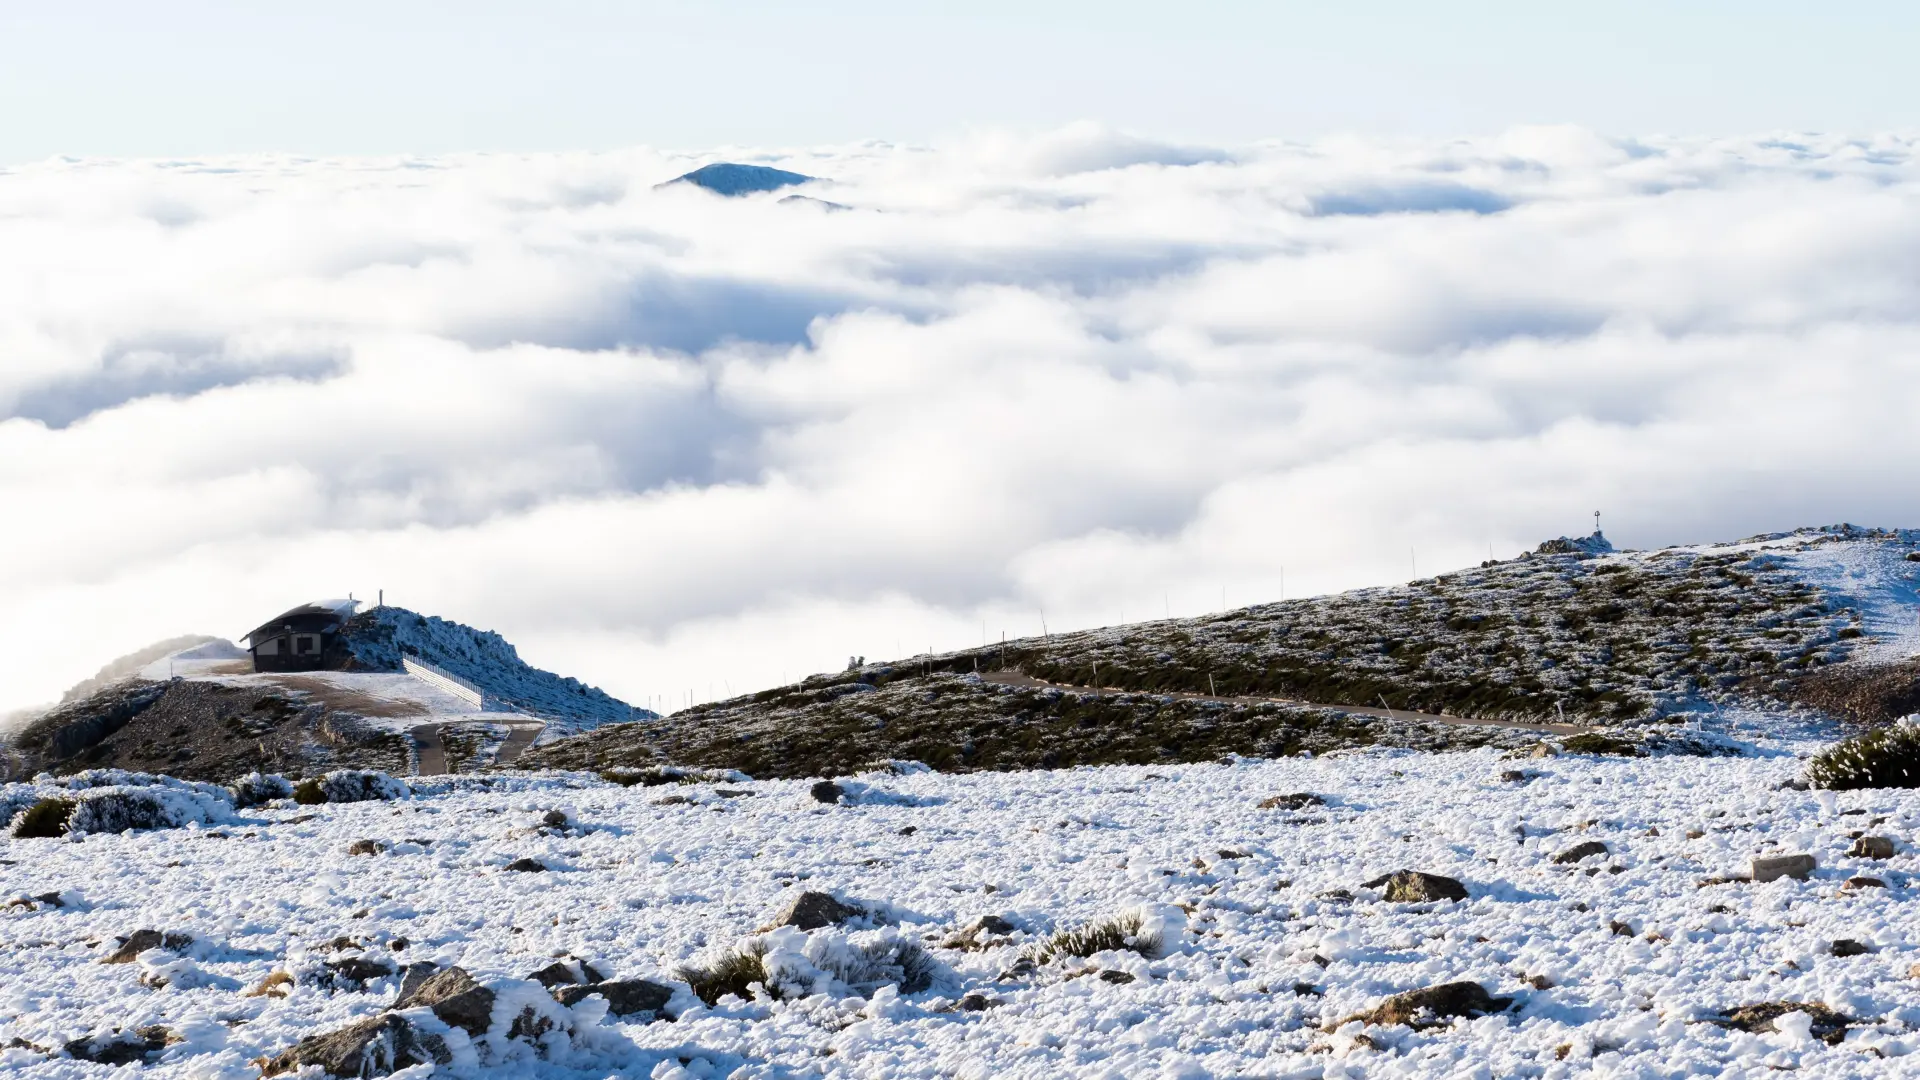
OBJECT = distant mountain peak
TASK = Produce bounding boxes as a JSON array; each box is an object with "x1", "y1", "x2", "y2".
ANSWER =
[
  {"x1": 1535, "y1": 530, "x2": 1615, "y2": 557},
  {"x1": 660, "y1": 162, "x2": 817, "y2": 196}
]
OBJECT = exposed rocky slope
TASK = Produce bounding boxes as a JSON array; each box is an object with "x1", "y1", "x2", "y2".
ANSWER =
[
  {"x1": 519, "y1": 526, "x2": 1920, "y2": 779},
  {"x1": 1, "y1": 606, "x2": 645, "y2": 782}
]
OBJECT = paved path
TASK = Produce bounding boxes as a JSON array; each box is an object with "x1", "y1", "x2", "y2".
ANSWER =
[
  {"x1": 411, "y1": 724, "x2": 447, "y2": 775},
  {"x1": 494, "y1": 722, "x2": 545, "y2": 765},
  {"x1": 978, "y1": 671, "x2": 1585, "y2": 735},
  {"x1": 410, "y1": 719, "x2": 545, "y2": 775}
]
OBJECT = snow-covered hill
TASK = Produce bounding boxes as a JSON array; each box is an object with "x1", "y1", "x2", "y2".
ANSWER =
[{"x1": 336, "y1": 607, "x2": 649, "y2": 730}]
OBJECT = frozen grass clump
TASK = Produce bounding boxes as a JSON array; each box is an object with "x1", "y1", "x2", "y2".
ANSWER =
[
  {"x1": 12, "y1": 796, "x2": 77, "y2": 838},
  {"x1": 676, "y1": 941, "x2": 773, "y2": 1005},
  {"x1": 675, "y1": 930, "x2": 941, "y2": 1005},
  {"x1": 295, "y1": 770, "x2": 410, "y2": 805},
  {"x1": 68, "y1": 785, "x2": 232, "y2": 834},
  {"x1": 1808, "y1": 723, "x2": 1920, "y2": 789},
  {"x1": 228, "y1": 773, "x2": 295, "y2": 808},
  {"x1": 1027, "y1": 908, "x2": 1166, "y2": 966}
]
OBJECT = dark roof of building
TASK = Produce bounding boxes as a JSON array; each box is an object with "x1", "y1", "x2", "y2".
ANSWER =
[{"x1": 244, "y1": 599, "x2": 359, "y2": 645}]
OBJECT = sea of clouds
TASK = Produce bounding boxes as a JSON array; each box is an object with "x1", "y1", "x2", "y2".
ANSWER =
[{"x1": 5, "y1": 123, "x2": 1920, "y2": 716}]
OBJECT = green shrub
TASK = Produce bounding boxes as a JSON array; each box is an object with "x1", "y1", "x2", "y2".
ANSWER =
[
  {"x1": 676, "y1": 942, "x2": 773, "y2": 1005},
  {"x1": 1808, "y1": 724, "x2": 1920, "y2": 790},
  {"x1": 292, "y1": 779, "x2": 327, "y2": 805},
  {"x1": 13, "y1": 797, "x2": 77, "y2": 838},
  {"x1": 1028, "y1": 909, "x2": 1161, "y2": 966}
]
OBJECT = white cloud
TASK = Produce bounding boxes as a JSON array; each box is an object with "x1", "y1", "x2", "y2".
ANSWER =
[{"x1": 4, "y1": 126, "x2": 1919, "y2": 714}]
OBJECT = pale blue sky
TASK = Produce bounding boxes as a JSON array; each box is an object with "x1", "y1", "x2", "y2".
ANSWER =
[{"x1": 1, "y1": 1, "x2": 1914, "y2": 161}]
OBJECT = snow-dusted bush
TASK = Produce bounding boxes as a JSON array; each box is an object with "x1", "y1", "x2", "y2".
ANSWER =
[
  {"x1": 599, "y1": 765, "x2": 747, "y2": 787},
  {"x1": 1808, "y1": 722, "x2": 1920, "y2": 789},
  {"x1": 228, "y1": 772, "x2": 296, "y2": 808},
  {"x1": 295, "y1": 770, "x2": 410, "y2": 804},
  {"x1": 676, "y1": 927, "x2": 942, "y2": 1005},
  {"x1": 67, "y1": 785, "x2": 233, "y2": 834},
  {"x1": 12, "y1": 797, "x2": 76, "y2": 837},
  {"x1": 1027, "y1": 906, "x2": 1180, "y2": 966}
]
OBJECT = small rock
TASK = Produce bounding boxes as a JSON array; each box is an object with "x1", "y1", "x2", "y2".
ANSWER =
[
  {"x1": 773, "y1": 890, "x2": 859, "y2": 931},
  {"x1": 392, "y1": 966, "x2": 495, "y2": 1035},
  {"x1": 1850, "y1": 836, "x2": 1896, "y2": 860},
  {"x1": 1610, "y1": 920, "x2": 1635, "y2": 937},
  {"x1": 1831, "y1": 939, "x2": 1873, "y2": 957},
  {"x1": 262, "y1": 1014, "x2": 449, "y2": 1077},
  {"x1": 5, "y1": 891, "x2": 64, "y2": 911},
  {"x1": 955, "y1": 992, "x2": 996, "y2": 1011},
  {"x1": 325, "y1": 955, "x2": 398, "y2": 988},
  {"x1": 1216, "y1": 848, "x2": 1251, "y2": 860},
  {"x1": 503, "y1": 858, "x2": 547, "y2": 873},
  {"x1": 1845, "y1": 876, "x2": 1887, "y2": 890},
  {"x1": 246, "y1": 971, "x2": 295, "y2": 998},
  {"x1": 1529, "y1": 743, "x2": 1559, "y2": 759},
  {"x1": 968, "y1": 914, "x2": 1017, "y2": 937},
  {"x1": 541, "y1": 810, "x2": 571, "y2": 829},
  {"x1": 1291, "y1": 982, "x2": 1321, "y2": 996},
  {"x1": 1363, "y1": 870, "x2": 1469, "y2": 903},
  {"x1": 63, "y1": 1026, "x2": 177, "y2": 1066},
  {"x1": 347, "y1": 839, "x2": 385, "y2": 856},
  {"x1": 1552, "y1": 841, "x2": 1609, "y2": 865},
  {"x1": 1751, "y1": 853, "x2": 1816, "y2": 883},
  {"x1": 1714, "y1": 1002, "x2": 1848, "y2": 1045},
  {"x1": 551, "y1": 979, "x2": 675, "y2": 1018},
  {"x1": 810, "y1": 780, "x2": 845, "y2": 804},
  {"x1": 1527, "y1": 974, "x2": 1555, "y2": 990},
  {"x1": 527, "y1": 959, "x2": 610, "y2": 987},
  {"x1": 897, "y1": 826, "x2": 917, "y2": 836},
  {"x1": 101, "y1": 929, "x2": 193, "y2": 964},
  {"x1": 395, "y1": 961, "x2": 441, "y2": 1002},
  {"x1": 1258, "y1": 792, "x2": 1324, "y2": 811},
  {"x1": 1341, "y1": 981, "x2": 1513, "y2": 1029},
  {"x1": 1499, "y1": 770, "x2": 1530, "y2": 784},
  {"x1": 996, "y1": 957, "x2": 1037, "y2": 981},
  {"x1": 1097, "y1": 970, "x2": 1136, "y2": 984}
]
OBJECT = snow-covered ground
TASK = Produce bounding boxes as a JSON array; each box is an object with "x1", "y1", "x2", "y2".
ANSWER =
[{"x1": 6, "y1": 735, "x2": 1920, "y2": 1078}]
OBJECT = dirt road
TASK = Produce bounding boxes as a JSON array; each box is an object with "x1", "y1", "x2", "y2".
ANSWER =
[
  {"x1": 978, "y1": 671, "x2": 1585, "y2": 736},
  {"x1": 495, "y1": 722, "x2": 544, "y2": 765},
  {"x1": 410, "y1": 724, "x2": 447, "y2": 775}
]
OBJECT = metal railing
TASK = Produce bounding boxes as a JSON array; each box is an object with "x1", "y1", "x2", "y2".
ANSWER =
[{"x1": 402, "y1": 656, "x2": 486, "y2": 711}]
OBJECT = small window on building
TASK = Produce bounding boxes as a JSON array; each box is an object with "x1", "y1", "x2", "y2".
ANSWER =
[
  {"x1": 257, "y1": 638, "x2": 279, "y2": 656},
  {"x1": 295, "y1": 635, "x2": 319, "y2": 655}
]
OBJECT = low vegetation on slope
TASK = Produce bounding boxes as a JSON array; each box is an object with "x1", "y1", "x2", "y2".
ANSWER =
[{"x1": 521, "y1": 527, "x2": 1912, "y2": 778}]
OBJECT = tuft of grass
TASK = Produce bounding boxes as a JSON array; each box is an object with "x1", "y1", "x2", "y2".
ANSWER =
[
  {"x1": 676, "y1": 942, "x2": 773, "y2": 1005},
  {"x1": 292, "y1": 779, "x2": 326, "y2": 805},
  {"x1": 13, "y1": 797, "x2": 76, "y2": 838},
  {"x1": 1807, "y1": 724, "x2": 1920, "y2": 790},
  {"x1": 1559, "y1": 732, "x2": 1643, "y2": 757},
  {"x1": 1027, "y1": 910, "x2": 1160, "y2": 966}
]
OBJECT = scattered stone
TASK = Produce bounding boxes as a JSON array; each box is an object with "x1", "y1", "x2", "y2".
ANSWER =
[
  {"x1": 1258, "y1": 793, "x2": 1324, "y2": 811},
  {"x1": 1499, "y1": 770, "x2": 1531, "y2": 784},
  {"x1": 347, "y1": 839, "x2": 385, "y2": 856},
  {"x1": 1340, "y1": 981, "x2": 1513, "y2": 1029},
  {"x1": 1097, "y1": 970, "x2": 1136, "y2": 984},
  {"x1": 1553, "y1": 841, "x2": 1609, "y2": 865},
  {"x1": 503, "y1": 858, "x2": 548, "y2": 873},
  {"x1": 1291, "y1": 982, "x2": 1321, "y2": 996},
  {"x1": 551, "y1": 979, "x2": 675, "y2": 1018},
  {"x1": 1712, "y1": 1002, "x2": 1849, "y2": 1045},
  {"x1": 898, "y1": 826, "x2": 917, "y2": 836},
  {"x1": 528, "y1": 958, "x2": 610, "y2": 987},
  {"x1": 5, "y1": 891, "x2": 64, "y2": 911},
  {"x1": 810, "y1": 780, "x2": 845, "y2": 804},
  {"x1": 325, "y1": 955, "x2": 398, "y2": 988},
  {"x1": 1316, "y1": 889, "x2": 1354, "y2": 903},
  {"x1": 1751, "y1": 854, "x2": 1816, "y2": 883},
  {"x1": 996, "y1": 957, "x2": 1037, "y2": 981},
  {"x1": 392, "y1": 966, "x2": 494, "y2": 1035},
  {"x1": 954, "y1": 992, "x2": 996, "y2": 1011},
  {"x1": 1529, "y1": 743, "x2": 1559, "y2": 759},
  {"x1": 1363, "y1": 870, "x2": 1469, "y2": 903},
  {"x1": 1610, "y1": 920, "x2": 1635, "y2": 937},
  {"x1": 969, "y1": 914, "x2": 1017, "y2": 936},
  {"x1": 541, "y1": 810, "x2": 571, "y2": 829},
  {"x1": 1526, "y1": 974, "x2": 1555, "y2": 990},
  {"x1": 1850, "y1": 836, "x2": 1896, "y2": 860},
  {"x1": 395, "y1": 961, "x2": 441, "y2": 1002},
  {"x1": 773, "y1": 890, "x2": 859, "y2": 930},
  {"x1": 1831, "y1": 939, "x2": 1873, "y2": 957},
  {"x1": 262, "y1": 1014, "x2": 449, "y2": 1077},
  {"x1": 102, "y1": 929, "x2": 193, "y2": 964},
  {"x1": 1845, "y1": 876, "x2": 1887, "y2": 890},
  {"x1": 63, "y1": 1026, "x2": 177, "y2": 1066}
]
